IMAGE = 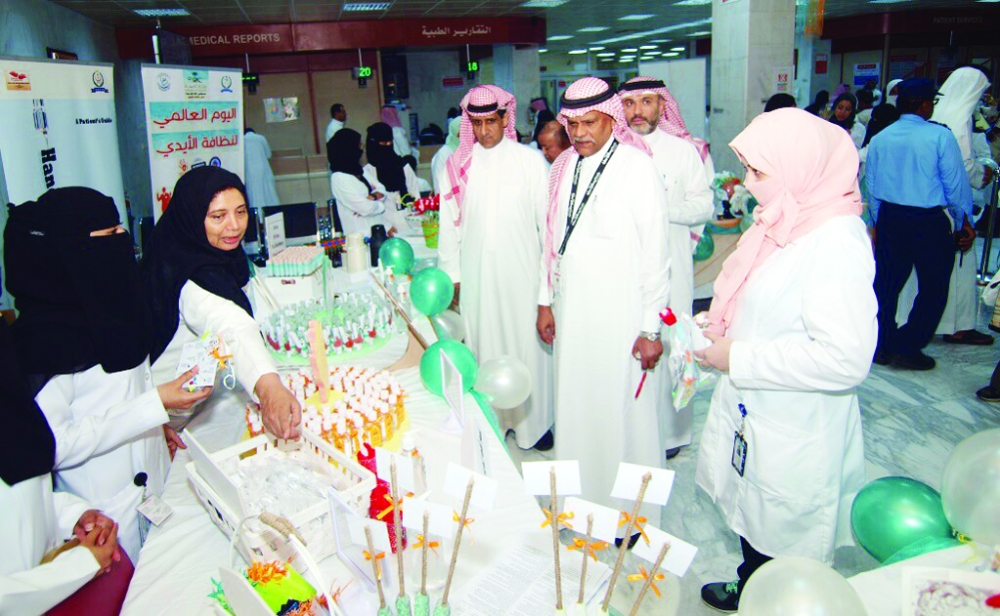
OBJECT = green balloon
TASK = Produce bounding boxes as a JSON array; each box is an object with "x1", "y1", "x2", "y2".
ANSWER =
[
  {"x1": 851, "y1": 477, "x2": 954, "y2": 563},
  {"x1": 420, "y1": 339, "x2": 478, "y2": 396},
  {"x1": 379, "y1": 237, "x2": 416, "y2": 275},
  {"x1": 693, "y1": 232, "x2": 715, "y2": 262},
  {"x1": 410, "y1": 267, "x2": 454, "y2": 317}
]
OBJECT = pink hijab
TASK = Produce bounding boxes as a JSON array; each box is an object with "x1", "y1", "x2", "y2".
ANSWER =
[
  {"x1": 706, "y1": 108, "x2": 863, "y2": 335},
  {"x1": 381, "y1": 105, "x2": 403, "y2": 128},
  {"x1": 619, "y1": 76, "x2": 711, "y2": 162}
]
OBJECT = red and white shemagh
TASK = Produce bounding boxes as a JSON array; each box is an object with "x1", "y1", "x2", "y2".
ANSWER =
[
  {"x1": 619, "y1": 76, "x2": 710, "y2": 163},
  {"x1": 442, "y1": 85, "x2": 518, "y2": 225},
  {"x1": 543, "y1": 77, "x2": 651, "y2": 290},
  {"x1": 381, "y1": 105, "x2": 403, "y2": 128}
]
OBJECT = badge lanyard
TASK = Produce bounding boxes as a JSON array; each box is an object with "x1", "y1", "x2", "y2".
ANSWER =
[
  {"x1": 732, "y1": 403, "x2": 748, "y2": 477},
  {"x1": 557, "y1": 139, "x2": 619, "y2": 257}
]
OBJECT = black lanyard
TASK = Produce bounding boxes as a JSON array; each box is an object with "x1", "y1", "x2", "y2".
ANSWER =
[{"x1": 558, "y1": 139, "x2": 619, "y2": 256}]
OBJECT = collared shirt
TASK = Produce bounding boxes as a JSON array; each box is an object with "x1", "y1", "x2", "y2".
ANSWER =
[{"x1": 866, "y1": 114, "x2": 972, "y2": 230}]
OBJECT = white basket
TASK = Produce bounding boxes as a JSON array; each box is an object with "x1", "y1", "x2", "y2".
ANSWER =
[{"x1": 187, "y1": 428, "x2": 375, "y2": 567}]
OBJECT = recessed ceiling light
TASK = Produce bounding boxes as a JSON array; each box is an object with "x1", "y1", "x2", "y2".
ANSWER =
[
  {"x1": 674, "y1": 0, "x2": 711, "y2": 4},
  {"x1": 664, "y1": 52, "x2": 681, "y2": 57},
  {"x1": 594, "y1": 18, "x2": 712, "y2": 45},
  {"x1": 522, "y1": 0, "x2": 568, "y2": 6},
  {"x1": 619, "y1": 57, "x2": 636, "y2": 62},
  {"x1": 644, "y1": 50, "x2": 662, "y2": 55},
  {"x1": 539, "y1": 48, "x2": 548, "y2": 53},
  {"x1": 650, "y1": 39, "x2": 671, "y2": 43},
  {"x1": 599, "y1": 57, "x2": 616, "y2": 62},
  {"x1": 688, "y1": 30, "x2": 711, "y2": 36},
  {"x1": 132, "y1": 7, "x2": 190, "y2": 16},
  {"x1": 619, "y1": 14, "x2": 655, "y2": 21},
  {"x1": 547, "y1": 34, "x2": 574, "y2": 41},
  {"x1": 639, "y1": 45, "x2": 658, "y2": 50},
  {"x1": 868, "y1": 0, "x2": 911, "y2": 3},
  {"x1": 589, "y1": 46, "x2": 606, "y2": 51},
  {"x1": 342, "y1": 2, "x2": 391, "y2": 11},
  {"x1": 568, "y1": 49, "x2": 589, "y2": 55},
  {"x1": 670, "y1": 46, "x2": 686, "y2": 51},
  {"x1": 596, "y1": 52, "x2": 616, "y2": 57},
  {"x1": 640, "y1": 56, "x2": 657, "y2": 61},
  {"x1": 976, "y1": 0, "x2": 1000, "y2": 3},
  {"x1": 622, "y1": 47, "x2": 638, "y2": 53},
  {"x1": 578, "y1": 26, "x2": 610, "y2": 32}
]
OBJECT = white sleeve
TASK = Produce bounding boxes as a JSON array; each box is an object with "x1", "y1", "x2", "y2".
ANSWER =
[
  {"x1": 0, "y1": 547, "x2": 100, "y2": 615},
  {"x1": 633, "y1": 157, "x2": 670, "y2": 331},
  {"x1": 404, "y1": 165, "x2": 421, "y2": 199},
  {"x1": 850, "y1": 122, "x2": 866, "y2": 149},
  {"x1": 331, "y1": 173, "x2": 386, "y2": 217},
  {"x1": 393, "y1": 127, "x2": 412, "y2": 158},
  {"x1": 179, "y1": 281, "x2": 278, "y2": 399},
  {"x1": 667, "y1": 141, "x2": 716, "y2": 227},
  {"x1": 437, "y1": 171, "x2": 462, "y2": 284},
  {"x1": 37, "y1": 372, "x2": 168, "y2": 471},
  {"x1": 52, "y1": 491, "x2": 92, "y2": 539},
  {"x1": 729, "y1": 222, "x2": 878, "y2": 392}
]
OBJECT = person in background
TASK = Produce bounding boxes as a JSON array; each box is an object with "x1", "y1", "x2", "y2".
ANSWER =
[
  {"x1": 829, "y1": 93, "x2": 860, "y2": 146},
  {"x1": 805, "y1": 90, "x2": 830, "y2": 117},
  {"x1": 764, "y1": 93, "x2": 797, "y2": 112},
  {"x1": 403, "y1": 155, "x2": 432, "y2": 195},
  {"x1": 445, "y1": 107, "x2": 460, "y2": 130},
  {"x1": 438, "y1": 84, "x2": 554, "y2": 451},
  {"x1": 859, "y1": 104, "x2": 902, "y2": 223},
  {"x1": 695, "y1": 107, "x2": 876, "y2": 613},
  {"x1": 536, "y1": 120, "x2": 571, "y2": 164},
  {"x1": 328, "y1": 129, "x2": 388, "y2": 237},
  {"x1": 852, "y1": 89, "x2": 875, "y2": 148},
  {"x1": 884, "y1": 79, "x2": 903, "y2": 107},
  {"x1": 364, "y1": 122, "x2": 421, "y2": 238},
  {"x1": 325, "y1": 103, "x2": 347, "y2": 142},
  {"x1": 432, "y1": 118, "x2": 461, "y2": 194},
  {"x1": 6, "y1": 188, "x2": 207, "y2": 563},
  {"x1": 867, "y1": 78, "x2": 973, "y2": 370},
  {"x1": 531, "y1": 109, "x2": 556, "y2": 146},
  {"x1": 143, "y1": 167, "x2": 302, "y2": 437},
  {"x1": 864, "y1": 79, "x2": 882, "y2": 106},
  {"x1": 243, "y1": 128, "x2": 279, "y2": 209},
  {"x1": 381, "y1": 105, "x2": 414, "y2": 160}
]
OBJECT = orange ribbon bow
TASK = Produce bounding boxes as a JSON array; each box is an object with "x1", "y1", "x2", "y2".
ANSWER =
[
  {"x1": 246, "y1": 560, "x2": 287, "y2": 584},
  {"x1": 328, "y1": 579, "x2": 353, "y2": 605},
  {"x1": 567, "y1": 538, "x2": 609, "y2": 561},
  {"x1": 627, "y1": 566, "x2": 665, "y2": 598},
  {"x1": 540, "y1": 509, "x2": 575, "y2": 530},
  {"x1": 363, "y1": 550, "x2": 385, "y2": 578},
  {"x1": 376, "y1": 494, "x2": 395, "y2": 521},
  {"x1": 209, "y1": 346, "x2": 233, "y2": 370},
  {"x1": 411, "y1": 534, "x2": 440, "y2": 556},
  {"x1": 618, "y1": 511, "x2": 650, "y2": 545},
  {"x1": 452, "y1": 511, "x2": 476, "y2": 545}
]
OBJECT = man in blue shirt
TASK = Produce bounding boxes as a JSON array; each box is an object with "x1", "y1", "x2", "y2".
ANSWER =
[{"x1": 867, "y1": 78, "x2": 974, "y2": 370}]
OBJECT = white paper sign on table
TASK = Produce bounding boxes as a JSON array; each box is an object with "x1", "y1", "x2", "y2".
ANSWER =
[
  {"x1": 460, "y1": 407, "x2": 491, "y2": 477},
  {"x1": 443, "y1": 462, "x2": 498, "y2": 511},
  {"x1": 561, "y1": 497, "x2": 621, "y2": 544},
  {"x1": 521, "y1": 460, "x2": 582, "y2": 496},
  {"x1": 264, "y1": 212, "x2": 286, "y2": 258},
  {"x1": 610, "y1": 462, "x2": 675, "y2": 506},
  {"x1": 439, "y1": 352, "x2": 464, "y2": 434},
  {"x1": 346, "y1": 514, "x2": 393, "y2": 554},
  {"x1": 632, "y1": 524, "x2": 698, "y2": 577},
  {"x1": 400, "y1": 497, "x2": 456, "y2": 540},
  {"x1": 374, "y1": 446, "x2": 416, "y2": 493}
]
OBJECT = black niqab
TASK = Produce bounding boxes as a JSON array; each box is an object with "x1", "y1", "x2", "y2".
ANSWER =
[
  {"x1": 327, "y1": 129, "x2": 374, "y2": 193},
  {"x1": 366, "y1": 122, "x2": 408, "y2": 193}
]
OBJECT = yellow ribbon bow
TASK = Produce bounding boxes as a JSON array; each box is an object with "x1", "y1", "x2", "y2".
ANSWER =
[
  {"x1": 209, "y1": 346, "x2": 233, "y2": 370},
  {"x1": 363, "y1": 550, "x2": 385, "y2": 578},
  {"x1": 452, "y1": 511, "x2": 476, "y2": 545},
  {"x1": 376, "y1": 494, "x2": 395, "y2": 521},
  {"x1": 328, "y1": 579, "x2": 353, "y2": 606},
  {"x1": 627, "y1": 566, "x2": 666, "y2": 598},
  {"x1": 567, "y1": 538, "x2": 609, "y2": 561},
  {"x1": 411, "y1": 534, "x2": 440, "y2": 556},
  {"x1": 540, "y1": 509, "x2": 575, "y2": 530},
  {"x1": 618, "y1": 511, "x2": 650, "y2": 545}
]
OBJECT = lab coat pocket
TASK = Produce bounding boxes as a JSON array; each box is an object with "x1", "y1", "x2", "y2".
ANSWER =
[{"x1": 742, "y1": 410, "x2": 834, "y2": 504}]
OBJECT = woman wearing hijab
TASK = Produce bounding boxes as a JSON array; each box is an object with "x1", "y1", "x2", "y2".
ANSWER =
[
  {"x1": 329, "y1": 128, "x2": 389, "y2": 237},
  {"x1": 365, "y1": 122, "x2": 421, "y2": 237},
  {"x1": 143, "y1": 167, "x2": 302, "y2": 440},
  {"x1": 432, "y1": 118, "x2": 461, "y2": 194},
  {"x1": 694, "y1": 109, "x2": 877, "y2": 612},
  {"x1": 884, "y1": 79, "x2": 903, "y2": 107},
  {"x1": 829, "y1": 92, "x2": 863, "y2": 147},
  {"x1": 5, "y1": 187, "x2": 206, "y2": 564},
  {"x1": 805, "y1": 90, "x2": 830, "y2": 117},
  {"x1": 381, "y1": 105, "x2": 414, "y2": 159}
]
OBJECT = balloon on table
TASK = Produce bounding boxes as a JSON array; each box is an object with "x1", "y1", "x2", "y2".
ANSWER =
[
  {"x1": 693, "y1": 232, "x2": 714, "y2": 262},
  {"x1": 410, "y1": 267, "x2": 454, "y2": 317},
  {"x1": 738, "y1": 556, "x2": 867, "y2": 616},
  {"x1": 431, "y1": 309, "x2": 466, "y2": 341},
  {"x1": 941, "y1": 428, "x2": 1000, "y2": 545},
  {"x1": 476, "y1": 356, "x2": 532, "y2": 410},
  {"x1": 851, "y1": 476, "x2": 953, "y2": 563},
  {"x1": 420, "y1": 339, "x2": 477, "y2": 396},
  {"x1": 378, "y1": 238, "x2": 415, "y2": 275}
]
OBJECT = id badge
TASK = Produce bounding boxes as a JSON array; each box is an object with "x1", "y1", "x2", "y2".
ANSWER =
[{"x1": 731, "y1": 431, "x2": 747, "y2": 477}]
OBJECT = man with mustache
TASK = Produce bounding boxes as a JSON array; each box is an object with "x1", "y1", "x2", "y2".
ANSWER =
[
  {"x1": 537, "y1": 77, "x2": 670, "y2": 538},
  {"x1": 619, "y1": 76, "x2": 715, "y2": 461}
]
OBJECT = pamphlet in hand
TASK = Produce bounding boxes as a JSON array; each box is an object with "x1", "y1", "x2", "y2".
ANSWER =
[{"x1": 175, "y1": 334, "x2": 222, "y2": 390}]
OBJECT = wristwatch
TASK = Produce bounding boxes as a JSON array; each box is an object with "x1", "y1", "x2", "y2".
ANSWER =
[{"x1": 638, "y1": 331, "x2": 661, "y2": 342}]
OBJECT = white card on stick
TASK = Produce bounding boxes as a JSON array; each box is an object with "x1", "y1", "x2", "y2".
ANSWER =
[
  {"x1": 610, "y1": 463, "x2": 675, "y2": 506},
  {"x1": 346, "y1": 515, "x2": 392, "y2": 553},
  {"x1": 632, "y1": 524, "x2": 698, "y2": 577},
  {"x1": 400, "y1": 497, "x2": 456, "y2": 539},
  {"x1": 443, "y1": 462, "x2": 498, "y2": 511},
  {"x1": 521, "y1": 461, "x2": 582, "y2": 496},
  {"x1": 374, "y1": 446, "x2": 416, "y2": 493},
  {"x1": 561, "y1": 497, "x2": 620, "y2": 544}
]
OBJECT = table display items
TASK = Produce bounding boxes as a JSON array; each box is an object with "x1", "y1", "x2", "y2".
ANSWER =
[
  {"x1": 378, "y1": 238, "x2": 416, "y2": 276},
  {"x1": 266, "y1": 246, "x2": 327, "y2": 278},
  {"x1": 346, "y1": 233, "x2": 369, "y2": 274},
  {"x1": 209, "y1": 559, "x2": 332, "y2": 616},
  {"x1": 737, "y1": 556, "x2": 867, "y2": 616},
  {"x1": 412, "y1": 195, "x2": 440, "y2": 249}
]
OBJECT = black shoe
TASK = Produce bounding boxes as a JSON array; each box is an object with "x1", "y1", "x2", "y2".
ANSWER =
[
  {"x1": 613, "y1": 533, "x2": 642, "y2": 550},
  {"x1": 891, "y1": 352, "x2": 936, "y2": 370},
  {"x1": 701, "y1": 580, "x2": 740, "y2": 612},
  {"x1": 943, "y1": 330, "x2": 995, "y2": 345},
  {"x1": 977, "y1": 386, "x2": 1000, "y2": 402},
  {"x1": 873, "y1": 352, "x2": 890, "y2": 366},
  {"x1": 533, "y1": 430, "x2": 554, "y2": 451},
  {"x1": 665, "y1": 447, "x2": 681, "y2": 460}
]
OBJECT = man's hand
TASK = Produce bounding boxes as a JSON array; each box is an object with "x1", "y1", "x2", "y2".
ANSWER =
[
  {"x1": 537, "y1": 306, "x2": 555, "y2": 345},
  {"x1": 74, "y1": 510, "x2": 116, "y2": 546},
  {"x1": 632, "y1": 337, "x2": 663, "y2": 371},
  {"x1": 157, "y1": 367, "x2": 213, "y2": 410},
  {"x1": 958, "y1": 219, "x2": 977, "y2": 252},
  {"x1": 695, "y1": 331, "x2": 733, "y2": 372},
  {"x1": 255, "y1": 373, "x2": 302, "y2": 439},
  {"x1": 80, "y1": 523, "x2": 119, "y2": 574},
  {"x1": 451, "y1": 283, "x2": 461, "y2": 311},
  {"x1": 164, "y1": 425, "x2": 186, "y2": 460}
]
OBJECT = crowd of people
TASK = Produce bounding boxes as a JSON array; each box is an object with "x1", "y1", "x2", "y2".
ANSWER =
[{"x1": 3, "y1": 66, "x2": 999, "y2": 614}]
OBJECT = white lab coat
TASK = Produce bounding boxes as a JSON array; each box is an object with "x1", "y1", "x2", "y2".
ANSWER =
[
  {"x1": 363, "y1": 163, "x2": 421, "y2": 238},
  {"x1": 150, "y1": 281, "x2": 278, "y2": 428},
  {"x1": 392, "y1": 126, "x2": 414, "y2": 160},
  {"x1": 330, "y1": 172, "x2": 388, "y2": 237},
  {"x1": 696, "y1": 215, "x2": 876, "y2": 563},
  {"x1": 541, "y1": 138, "x2": 670, "y2": 527},
  {"x1": 36, "y1": 362, "x2": 171, "y2": 563},
  {"x1": 244, "y1": 132, "x2": 280, "y2": 209},
  {"x1": 431, "y1": 144, "x2": 456, "y2": 194},
  {"x1": 438, "y1": 139, "x2": 555, "y2": 448},
  {"x1": 0, "y1": 476, "x2": 99, "y2": 614}
]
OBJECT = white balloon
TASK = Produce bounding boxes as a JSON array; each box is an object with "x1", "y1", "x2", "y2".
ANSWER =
[
  {"x1": 941, "y1": 428, "x2": 1000, "y2": 545},
  {"x1": 431, "y1": 309, "x2": 466, "y2": 342},
  {"x1": 476, "y1": 356, "x2": 532, "y2": 410},
  {"x1": 738, "y1": 556, "x2": 867, "y2": 616}
]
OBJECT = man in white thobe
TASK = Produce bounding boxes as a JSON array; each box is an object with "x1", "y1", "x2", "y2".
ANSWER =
[
  {"x1": 244, "y1": 129, "x2": 280, "y2": 208},
  {"x1": 620, "y1": 76, "x2": 715, "y2": 460},
  {"x1": 538, "y1": 77, "x2": 670, "y2": 532},
  {"x1": 325, "y1": 103, "x2": 347, "y2": 142},
  {"x1": 439, "y1": 85, "x2": 555, "y2": 450}
]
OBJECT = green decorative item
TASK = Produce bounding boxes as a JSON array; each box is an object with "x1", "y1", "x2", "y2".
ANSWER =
[
  {"x1": 396, "y1": 596, "x2": 413, "y2": 616},
  {"x1": 411, "y1": 267, "x2": 454, "y2": 317},
  {"x1": 414, "y1": 594, "x2": 431, "y2": 616},
  {"x1": 880, "y1": 535, "x2": 962, "y2": 567},
  {"x1": 420, "y1": 339, "x2": 478, "y2": 396},
  {"x1": 851, "y1": 476, "x2": 954, "y2": 563},
  {"x1": 433, "y1": 604, "x2": 451, "y2": 616},
  {"x1": 379, "y1": 238, "x2": 416, "y2": 275},
  {"x1": 422, "y1": 220, "x2": 440, "y2": 249},
  {"x1": 693, "y1": 232, "x2": 715, "y2": 262},
  {"x1": 706, "y1": 219, "x2": 743, "y2": 235},
  {"x1": 378, "y1": 608, "x2": 392, "y2": 616}
]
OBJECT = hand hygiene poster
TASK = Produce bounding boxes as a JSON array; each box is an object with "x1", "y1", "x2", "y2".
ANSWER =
[
  {"x1": 142, "y1": 65, "x2": 244, "y2": 221},
  {"x1": 0, "y1": 57, "x2": 126, "y2": 221}
]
